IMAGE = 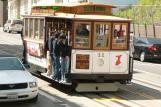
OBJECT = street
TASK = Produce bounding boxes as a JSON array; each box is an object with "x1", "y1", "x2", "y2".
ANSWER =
[
  {"x1": 134, "y1": 60, "x2": 161, "y2": 75},
  {"x1": 1, "y1": 28, "x2": 161, "y2": 107},
  {"x1": 0, "y1": 90, "x2": 74, "y2": 107}
]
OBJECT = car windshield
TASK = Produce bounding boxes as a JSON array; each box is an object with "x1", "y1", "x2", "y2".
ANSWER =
[
  {"x1": 13, "y1": 20, "x2": 23, "y2": 24},
  {"x1": 0, "y1": 57, "x2": 24, "y2": 70},
  {"x1": 133, "y1": 37, "x2": 148, "y2": 44},
  {"x1": 147, "y1": 38, "x2": 161, "y2": 44}
]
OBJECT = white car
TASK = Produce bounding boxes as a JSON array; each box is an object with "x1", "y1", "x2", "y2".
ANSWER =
[
  {"x1": 0, "y1": 56, "x2": 38, "y2": 102},
  {"x1": 3, "y1": 19, "x2": 23, "y2": 33}
]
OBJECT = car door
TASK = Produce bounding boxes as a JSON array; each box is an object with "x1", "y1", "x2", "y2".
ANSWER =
[
  {"x1": 133, "y1": 38, "x2": 147, "y2": 58},
  {"x1": 4, "y1": 20, "x2": 11, "y2": 30},
  {"x1": 133, "y1": 37, "x2": 139, "y2": 58}
]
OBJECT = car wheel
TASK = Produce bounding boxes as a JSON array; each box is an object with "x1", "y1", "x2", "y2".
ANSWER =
[
  {"x1": 17, "y1": 31, "x2": 22, "y2": 34},
  {"x1": 7, "y1": 29, "x2": 11, "y2": 33},
  {"x1": 3, "y1": 28, "x2": 6, "y2": 32},
  {"x1": 28, "y1": 95, "x2": 38, "y2": 102},
  {"x1": 140, "y1": 52, "x2": 146, "y2": 62}
]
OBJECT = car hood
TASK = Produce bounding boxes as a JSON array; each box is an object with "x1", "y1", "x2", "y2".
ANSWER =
[{"x1": 0, "y1": 70, "x2": 36, "y2": 84}]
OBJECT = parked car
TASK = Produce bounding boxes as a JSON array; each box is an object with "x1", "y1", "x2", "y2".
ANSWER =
[
  {"x1": 3, "y1": 19, "x2": 23, "y2": 33},
  {"x1": 133, "y1": 37, "x2": 161, "y2": 62},
  {"x1": 0, "y1": 55, "x2": 38, "y2": 102}
]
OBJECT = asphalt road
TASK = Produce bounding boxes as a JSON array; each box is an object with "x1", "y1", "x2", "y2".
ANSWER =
[
  {"x1": 134, "y1": 60, "x2": 161, "y2": 75},
  {"x1": 0, "y1": 90, "x2": 71, "y2": 107}
]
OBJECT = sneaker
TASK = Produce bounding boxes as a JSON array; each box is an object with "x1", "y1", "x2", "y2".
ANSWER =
[
  {"x1": 49, "y1": 75, "x2": 53, "y2": 79},
  {"x1": 63, "y1": 80, "x2": 66, "y2": 83},
  {"x1": 55, "y1": 79, "x2": 58, "y2": 82},
  {"x1": 59, "y1": 80, "x2": 63, "y2": 83}
]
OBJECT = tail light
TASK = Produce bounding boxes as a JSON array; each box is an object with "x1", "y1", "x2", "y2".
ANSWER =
[{"x1": 148, "y1": 45, "x2": 157, "y2": 51}]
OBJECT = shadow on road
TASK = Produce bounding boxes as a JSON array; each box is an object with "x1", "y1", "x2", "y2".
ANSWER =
[
  {"x1": 134, "y1": 59, "x2": 161, "y2": 64},
  {"x1": 39, "y1": 73, "x2": 161, "y2": 102}
]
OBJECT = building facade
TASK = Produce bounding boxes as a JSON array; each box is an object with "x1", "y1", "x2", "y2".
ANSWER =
[
  {"x1": 8, "y1": 0, "x2": 90, "y2": 19},
  {"x1": 8, "y1": 0, "x2": 29, "y2": 19},
  {"x1": 0, "y1": 0, "x2": 8, "y2": 27},
  {"x1": 8, "y1": 0, "x2": 137, "y2": 19},
  {"x1": 0, "y1": 1, "x2": 3, "y2": 26}
]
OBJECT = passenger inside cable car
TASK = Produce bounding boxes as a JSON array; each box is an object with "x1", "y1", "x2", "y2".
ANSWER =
[{"x1": 76, "y1": 24, "x2": 89, "y2": 37}]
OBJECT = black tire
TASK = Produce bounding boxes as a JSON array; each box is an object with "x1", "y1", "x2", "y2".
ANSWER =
[
  {"x1": 71, "y1": 80, "x2": 78, "y2": 92},
  {"x1": 28, "y1": 95, "x2": 38, "y2": 102},
  {"x1": 7, "y1": 29, "x2": 11, "y2": 33},
  {"x1": 3, "y1": 28, "x2": 6, "y2": 32},
  {"x1": 139, "y1": 52, "x2": 146, "y2": 62},
  {"x1": 17, "y1": 31, "x2": 22, "y2": 34}
]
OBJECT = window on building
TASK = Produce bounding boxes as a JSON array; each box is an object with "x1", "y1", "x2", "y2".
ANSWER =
[
  {"x1": 68, "y1": 0, "x2": 75, "y2": 3},
  {"x1": 78, "y1": 0, "x2": 88, "y2": 3},
  {"x1": 55, "y1": 0, "x2": 63, "y2": 4},
  {"x1": 24, "y1": 0, "x2": 28, "y2": 14},
  {"x1": 31, "y1": 0, "x2": 41, "y2": 4}
]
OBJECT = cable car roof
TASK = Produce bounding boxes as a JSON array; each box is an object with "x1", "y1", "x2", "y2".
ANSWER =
[
  {"x1": 31, "y1": 2, "x2": 116, "y2": 16},
  {"x1": 23, "y1": 13, "x2": 131, "y2": 21},
  {"x1": 32, "y1": 2, "x2": 116, "y2": 8}
]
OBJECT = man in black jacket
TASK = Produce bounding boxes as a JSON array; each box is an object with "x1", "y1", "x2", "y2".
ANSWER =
[
  {"x1": 59, "y1": 34, "x2": 70, "y2": 83},
  {"x1": 52, "y1": 32, "x2": 61, "y2": 81}
]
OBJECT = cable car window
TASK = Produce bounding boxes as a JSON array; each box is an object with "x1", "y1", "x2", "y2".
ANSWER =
[
  {"x1": 112, "y1": 23, "x2": 128, "y2": 49},
  {"x1": 74, "y1": 22, "x2": 91, "y2": 49},
  {"x1": 34, "y1": 19, "x2": 39, "y2": 39},
  {"x1": 29, "y1": 19, "x2": 33, "y2": 38},
  {"x1": 53, "y1": 19, "x2": 59, "y2": 31},
  {"x1": 59, "y1": 19, "x2": 65, "y2": 31},
  {"x1": 40, "y1": 19, "x2": 44, "y2": 39},
  {"x1": 24, "y1": 18, "x2": 28, "y2": 37},
  {"x1": 93, "y1": 22, "x2": 111, "y2": 50}
]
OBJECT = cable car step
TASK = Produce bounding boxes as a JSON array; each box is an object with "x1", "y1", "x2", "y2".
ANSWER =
[{"x1": 75, "y1": 82, "x2": 119, "y2": 92}]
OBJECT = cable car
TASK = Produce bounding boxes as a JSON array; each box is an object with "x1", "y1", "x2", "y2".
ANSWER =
[{"x1": 22, "y1": 3, "x2": 133, "y2": 92}]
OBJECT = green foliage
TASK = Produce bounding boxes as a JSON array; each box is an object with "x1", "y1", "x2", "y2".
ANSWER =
[{"x1": 115, "y1": 0, "x2": 161, "y2": 24}]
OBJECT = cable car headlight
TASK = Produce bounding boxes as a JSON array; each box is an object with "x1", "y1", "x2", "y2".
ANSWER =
[
  {"x1": 29, "y1": 82, "x2": 37, "y2": 88},
  {"x1": 98, "y1": 59, "x2": 104, "y2": 66}
]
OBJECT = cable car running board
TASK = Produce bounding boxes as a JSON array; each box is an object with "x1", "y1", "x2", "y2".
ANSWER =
[{"x1": 75, "y1": 82, "x2": 119, "y2": 92}]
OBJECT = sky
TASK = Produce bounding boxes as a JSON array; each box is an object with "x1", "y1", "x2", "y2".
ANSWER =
[{"x1": 90, "y1": 0, "x2": 138, "y2": 6}]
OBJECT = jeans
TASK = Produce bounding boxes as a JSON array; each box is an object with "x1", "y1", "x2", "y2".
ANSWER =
[
  {"x1": 52, "y1": 56, "x2": 60, "y2": 80},
  {"x1": 60, "y1": 56, "x2": 69, "y2": 81}
]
